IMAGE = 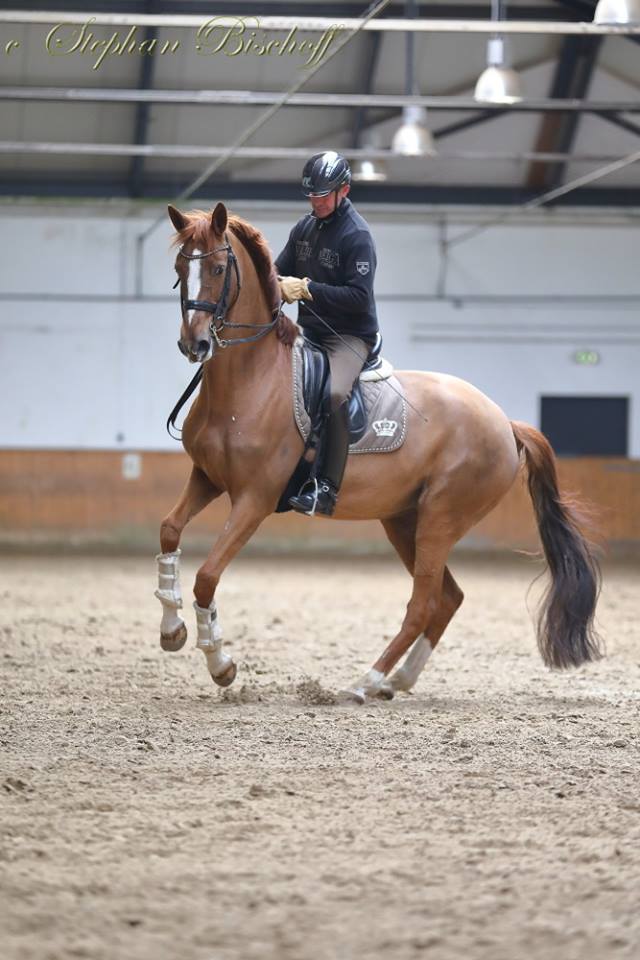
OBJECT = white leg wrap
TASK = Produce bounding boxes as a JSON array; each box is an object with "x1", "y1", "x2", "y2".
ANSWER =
[
  {"x1": 342, "y1": 668, "x2": 385, "y2": 703},
  {"x1": 194, "y1": 601, "x2": 232, "y2": 678},
  {"x1": 155, "y1": 549, "x2": 185, "y2": 635},
  {"x1": 390, "y1": 634, "x2": 433, "y2": 692}
]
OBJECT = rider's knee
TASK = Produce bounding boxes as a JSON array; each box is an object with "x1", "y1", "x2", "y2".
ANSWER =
[{"x1": 329, "y1": 390, "x2": 348, "y2": 413}]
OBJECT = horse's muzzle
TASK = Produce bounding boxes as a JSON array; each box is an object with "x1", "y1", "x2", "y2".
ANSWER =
[{"x1": 178, "y1": 338, "x2": 213, "y2": 364}]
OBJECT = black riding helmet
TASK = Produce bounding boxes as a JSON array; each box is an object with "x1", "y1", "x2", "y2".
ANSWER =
[{"x1": 301, "y1": 151, "x2": 351, "y2": 198}]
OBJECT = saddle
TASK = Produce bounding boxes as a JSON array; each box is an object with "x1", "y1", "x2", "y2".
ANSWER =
[
  {"x1": 275, "y1": 335, "x2": 407, "y2": 513},
  {"x1": 299, "y1": 332, "x2": 384, "y2": 446}
]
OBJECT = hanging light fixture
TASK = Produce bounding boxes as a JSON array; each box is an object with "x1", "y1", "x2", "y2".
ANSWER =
[
  {"x1": 593, "y1": 0, "x2": 640, "y2": 24},
  {"x1": 474, "y1": 37, "x2": 523, "y2": 104},
  {"x1": 392, "y1": 106, "x2": 436, "y2": 156},
  {"x1": 474, "y1": 1, "x2": 523, "y2": 105},
  {"x1": 391, "y1": 0, "x2": 436, "y2": 157},
  {"x1": 352, "y1": 157, "x2": 388, "y2": 182}
]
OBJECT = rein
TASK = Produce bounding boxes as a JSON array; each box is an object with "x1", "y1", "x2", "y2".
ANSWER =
[
  {"x1": 166, "y1": 365, "x2": 204, "y2": 441},
  {"x1": 167, "y1": 232, "x2": 282, "y2": 439}
]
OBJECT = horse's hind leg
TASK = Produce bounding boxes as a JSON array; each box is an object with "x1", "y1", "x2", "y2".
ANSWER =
[
  {"x1": 156, "y1": 466, "x2": 220, "y2": 652},
  {"x1": 379, "y1": 514, "x2": 463, "y2": 696},
  {"x1": 387, "y1": 567, "x2": 463, "y2": 695},
  {"x1": 343, "y1": 499, "x2": 454, "y2": 702},
  {"x1": 381, "y1": 511, "x2": 417, "y2": 574}
]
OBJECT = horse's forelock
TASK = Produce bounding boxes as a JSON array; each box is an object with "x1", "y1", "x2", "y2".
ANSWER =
[{"x1": 170, "y1": 209, "x2": 215, "y2": 250}]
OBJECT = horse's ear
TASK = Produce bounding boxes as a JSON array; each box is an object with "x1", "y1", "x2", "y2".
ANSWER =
[
  {"x1": 168, "y1": 204, "x2": 187, "y2": 232},
  {"x1": 211, "y1": 202, "x2": 228, "y2": 236}
]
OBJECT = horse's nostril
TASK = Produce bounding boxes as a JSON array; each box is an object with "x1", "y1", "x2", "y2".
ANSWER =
[
  {"x1": 196, "y1": 339, "x2": 210, "y2": 357},
  {"x1": 177, "y1": 339, "x2": 188, "y2": 357}
]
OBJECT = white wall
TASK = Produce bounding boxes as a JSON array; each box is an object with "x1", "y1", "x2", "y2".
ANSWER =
[{"x1": 1, "y1": 202, "x2": 638, "y2": 454}]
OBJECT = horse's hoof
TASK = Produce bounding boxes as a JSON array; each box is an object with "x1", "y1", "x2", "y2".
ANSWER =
[
  {"x1": 160, "y1": 621, "x2": 187, "y2": 652},
  {"x1": 375, "y1": 683, "x2": 395, "y2": 701},
  {"x1": 211, "y1": 660, "x2": 237, "y2": 688},
  {"x1": 338, "y1": 687, "x2": 366, "y2": 705}
]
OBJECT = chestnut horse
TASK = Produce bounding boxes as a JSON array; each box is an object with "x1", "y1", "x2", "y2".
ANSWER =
[{"x1": 154, "y1": 201, "x2": 602, "y2": 703}]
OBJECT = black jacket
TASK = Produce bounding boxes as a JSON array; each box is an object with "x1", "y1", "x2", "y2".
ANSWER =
[{"x1": 274, "y1": 197, "x2": 379, "y2": 344}]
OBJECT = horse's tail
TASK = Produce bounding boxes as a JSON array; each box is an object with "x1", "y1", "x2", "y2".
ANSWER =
[{"x1": 511, "y1": 420, "x2": 603, "y2": 670}]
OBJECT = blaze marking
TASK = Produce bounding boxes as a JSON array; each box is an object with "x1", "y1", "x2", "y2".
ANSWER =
[{"x1": 186, "y1": 249, "x2": 203, "y2": 324}]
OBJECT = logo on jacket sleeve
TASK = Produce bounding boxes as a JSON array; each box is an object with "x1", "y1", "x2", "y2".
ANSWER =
[{"x1": 356, "y1": 261, "x2": 370, "y2": 275}]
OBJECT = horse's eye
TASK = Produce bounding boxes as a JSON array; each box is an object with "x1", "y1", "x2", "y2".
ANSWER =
[{"x1": 214, "y1": 265, "x2": 224, "y2": 276}]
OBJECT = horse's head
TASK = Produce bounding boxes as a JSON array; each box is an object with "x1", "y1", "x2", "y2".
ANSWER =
[{"x1": 168, "y1": 201, "x2": 237, "y2": 363}]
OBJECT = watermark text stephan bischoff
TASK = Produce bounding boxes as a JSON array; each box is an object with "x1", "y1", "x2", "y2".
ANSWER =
[{"x1": 2, "y1": 17, "x2": 343, "y2": 70}]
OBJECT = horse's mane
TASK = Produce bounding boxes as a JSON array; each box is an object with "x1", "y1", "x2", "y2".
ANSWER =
[{"x1": 170, "y1": 208, "x2": 298, "y2": 347}]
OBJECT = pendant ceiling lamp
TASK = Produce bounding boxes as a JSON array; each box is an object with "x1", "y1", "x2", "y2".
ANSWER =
[
  {"x1": 593, "y1": 0, "x2": 640, "y2": 24},
  {"x1": 474, "y1": 1, "x2": 523, "y2": 105},
  {"x1": 391, "y1": 0, "x2": 436, "y2": 157},
  {"x1": 352, "y1": 157, "x2": 388, "y2": 182},
  {"x1": 392, "y1": 105, "x2": 436, "y2": 156}
]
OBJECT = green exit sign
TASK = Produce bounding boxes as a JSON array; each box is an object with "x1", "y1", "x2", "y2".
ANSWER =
[{"x1": 573, "y1": 349, "x2": 600, "y2": 366}]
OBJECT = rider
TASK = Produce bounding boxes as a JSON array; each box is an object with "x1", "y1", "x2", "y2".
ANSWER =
[{"x1": 275, "y1": 151, "x2": 380, "y2": 516}]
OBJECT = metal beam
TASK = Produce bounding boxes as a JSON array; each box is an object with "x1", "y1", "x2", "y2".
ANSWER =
[
  {"x1": 449, "y1": 146, "x2": 640, "y2": 246},
  {"x1": 595, "y1": 111, "x2": 640, "y2": 137},
  {"x1": 0, "y1": 1, "x2": 588, "y2": 20},
  {"x1": 548, "y1": 37, "x2": 603, "y2": 187},
  {"x1": 434, "y1": 109, "x2": 510, "y2": 139},
  {"x1": 528, "y1": 35, "x2": 603, "y2": 188},
  {"x1": 2, "y1": 88, "x2": 640, "y2": 112},
  {"x1": 1, "y1": 175, "x2": 639, "y2": 206},
  {"x1": 552, "y1": 0, "x2": 640, "y2": 45},
  {"x1": 352, "y1": 32, "x2": 383, "y2": 148},
  {"x1": 128, "y1": 5, "x2": 157, "y2": 198},
  {"x1": 0, "y1": 141, "x2": 636, "y2": 163},
  {"x1": 1, "y1": 11, "x2": 639, "y2": 34}
]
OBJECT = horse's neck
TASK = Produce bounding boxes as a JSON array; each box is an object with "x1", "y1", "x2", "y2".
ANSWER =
[
  {"x1": 202, "y1": 327, "x2": 284, "y2": 400},
  {"x1": 200, "y1": 267, "x2": 288, "y2": 411}
]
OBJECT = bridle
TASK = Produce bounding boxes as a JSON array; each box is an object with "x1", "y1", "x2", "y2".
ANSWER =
[
  {"x1": 175, "y1": 233, "x2": 280, "y2": 350},
  {"x1": 167, "y1": 231, "x2": 283, "y2": 439}
]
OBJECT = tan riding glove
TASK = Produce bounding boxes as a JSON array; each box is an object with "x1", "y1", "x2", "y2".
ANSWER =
[{"x1": 278, "y1": 276, "x2": 313, "y2": 304}]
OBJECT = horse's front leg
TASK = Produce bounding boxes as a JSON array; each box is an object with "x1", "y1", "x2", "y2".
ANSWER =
[
  {"x1": 156, "y1": 467, "x2": 221, "y2": 652},
  {"x1": 192, "y1": 495, "x2": 270, "y2": 686}
]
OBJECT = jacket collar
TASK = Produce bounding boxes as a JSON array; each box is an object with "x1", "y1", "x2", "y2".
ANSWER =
[{"x1": 312, "y1": 196, "x2": 351, "y2": 226}]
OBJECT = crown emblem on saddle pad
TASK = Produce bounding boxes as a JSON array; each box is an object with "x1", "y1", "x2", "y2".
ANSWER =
[{"x1": 372, "y1": 418, "x2": 398, "y2": 438}]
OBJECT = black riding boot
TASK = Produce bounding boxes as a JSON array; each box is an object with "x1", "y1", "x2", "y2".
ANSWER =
[{"x1": 289, "y1": 402, "x2": 350, "y2": 517}]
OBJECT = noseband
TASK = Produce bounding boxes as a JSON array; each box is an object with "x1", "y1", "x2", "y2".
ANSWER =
[{"x1": 176, "y1": 234, "x2": 280, "y2": 349}]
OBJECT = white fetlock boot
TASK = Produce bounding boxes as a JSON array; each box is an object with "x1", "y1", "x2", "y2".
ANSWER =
[
  {"x1": 388, "y1": 634, "x2": 433, "y2": 692},
  {"x1": 155, "y1": 549, "x2": 187, "y2": 651},
  {"x1": 194, "y1": 601, "x2": 237, "y2": 688},
  {"x1": 339, "y1": 668, "x2": 388, "y2": 705}
]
